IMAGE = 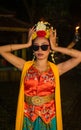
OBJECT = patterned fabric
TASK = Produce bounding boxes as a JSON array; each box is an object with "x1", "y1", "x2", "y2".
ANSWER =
[
  {"x1": 23, "y1": 64, "x2": 56, "y2": 126},
  {"x1": 23, "y1": 116, "x2": 57, "y2": 130},
  {"x1": 15, "y1": 61, "x2": 63, "y2": 130}
]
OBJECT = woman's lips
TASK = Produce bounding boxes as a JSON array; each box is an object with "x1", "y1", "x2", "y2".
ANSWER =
[{"x1": 37, "y1": 53, "x2": 44, "y2": 57}]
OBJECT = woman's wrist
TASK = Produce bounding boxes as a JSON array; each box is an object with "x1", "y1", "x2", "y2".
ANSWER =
[
  {"x1": 10, "y1": 44, "x2": 13, "y2": 52},
  {"x1": 50, "y1": 42, "x2": 58, "y2": 51}
]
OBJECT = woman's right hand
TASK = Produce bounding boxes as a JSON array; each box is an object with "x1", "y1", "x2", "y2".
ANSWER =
[{"x1": 49, "y1": 27, "x2": 57, "y2": 50}]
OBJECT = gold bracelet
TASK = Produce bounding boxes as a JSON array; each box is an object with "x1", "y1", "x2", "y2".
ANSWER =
[{"x1": 10, "y1": 44, "x2": 12, "y2": 52}]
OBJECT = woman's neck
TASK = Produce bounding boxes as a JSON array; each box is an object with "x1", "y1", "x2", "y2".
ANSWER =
[{"x1": 34, "y1": 59, "x2": 49, "y2": 72}]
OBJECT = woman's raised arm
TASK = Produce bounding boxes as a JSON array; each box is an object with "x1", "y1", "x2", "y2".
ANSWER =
[
  {"x1": 50, "y1": 28, "x2": 81, "y2": 75},
  {"x1": 0, "y1": 27, "x2": 34, "y2": 53},
  {"x1": 0, "y1": 43, "x2": 31, "y2": 53},
  {"x1": 0, "y1": 28, "x2": 34, "y2": 71}
]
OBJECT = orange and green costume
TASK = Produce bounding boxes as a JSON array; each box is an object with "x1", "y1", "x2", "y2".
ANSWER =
[{"x1": 15, "y1": 61, "x2": 63, "y2": 130}]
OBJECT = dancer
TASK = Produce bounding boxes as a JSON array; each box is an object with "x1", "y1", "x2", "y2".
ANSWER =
[{"x1": 0, "y1": 21, "x2": 81, "y2": 130}]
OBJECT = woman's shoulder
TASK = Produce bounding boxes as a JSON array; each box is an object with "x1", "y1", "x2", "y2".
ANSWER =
[
  {"x1": 25, "y1": 60, "x2": 34, "y2": 64},
  {"x1": 48, "y1": 61, "x2": 57, "y2": 67},
  {"x1": 23, "y1": 60, "x2": 34, "y2": 68},
  {"x1": 21, "y1": 60, "x2": 34, "y2": 74}
]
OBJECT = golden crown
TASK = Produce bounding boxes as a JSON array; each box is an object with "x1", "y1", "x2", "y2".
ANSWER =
[{"x1": 32, "y1": 21, "x2": 51, "y2": 40}]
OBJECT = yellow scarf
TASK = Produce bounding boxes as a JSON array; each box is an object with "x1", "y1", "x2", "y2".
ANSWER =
[{"x1": 15, "y1": 61, "x2": 63, "y2": 130}]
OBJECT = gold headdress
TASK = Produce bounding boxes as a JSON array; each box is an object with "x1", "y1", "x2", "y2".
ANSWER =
[{"x1": 32, "y1": 21, "x2": 51, "y2": 40}]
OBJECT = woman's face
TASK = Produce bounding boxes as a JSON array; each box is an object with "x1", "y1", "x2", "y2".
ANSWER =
[{"x1": 33, "y1": 37, "x2": 50, "y2": 61}]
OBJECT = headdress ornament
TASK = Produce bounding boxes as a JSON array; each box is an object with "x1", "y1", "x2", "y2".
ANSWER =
[{"x1": 32, "y1": 21, "x2": 52, "y2": 40}]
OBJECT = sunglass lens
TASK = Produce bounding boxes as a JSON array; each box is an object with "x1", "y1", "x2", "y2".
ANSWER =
[
  {"x1": 41, "y1": 45, "x2": 49, "y2": 51},
  {"x1": 33, "y1": 45, "x2": 39, "y2": 51}
]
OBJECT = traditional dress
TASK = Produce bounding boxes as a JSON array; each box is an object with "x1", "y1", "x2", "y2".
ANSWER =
[{"x1": 15, "y1": 61, "x2": 63, "y2": 130}]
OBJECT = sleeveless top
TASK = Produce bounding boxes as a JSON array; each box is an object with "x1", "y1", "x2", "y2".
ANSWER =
[
  {"x1": 15, "y1": 61, "x2": 63, "y2": 130},
  {"x1": 24, "y1": 65, "x2": 56, "y2": 124}
]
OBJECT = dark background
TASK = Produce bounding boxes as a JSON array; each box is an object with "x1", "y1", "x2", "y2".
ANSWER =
[{"x1": 0, "y1": 0, "x2": 81, "y2": 46}]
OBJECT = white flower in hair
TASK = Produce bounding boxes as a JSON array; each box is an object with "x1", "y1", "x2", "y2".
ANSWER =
[{"x1": 36, "y1": 21, "x2": 46, "y2": 31}]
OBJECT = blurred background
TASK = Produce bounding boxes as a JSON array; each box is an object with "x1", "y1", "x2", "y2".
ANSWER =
[{"x1": 0, "y1": 0, "x2": 81, "y2": 130}]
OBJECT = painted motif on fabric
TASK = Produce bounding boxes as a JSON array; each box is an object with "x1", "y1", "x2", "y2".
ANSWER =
[
  {"x1": 23, "y1": 116, "x2": 57, "y2": 130},
  {"x1": 24, "y1": 65, "x2": 56, "y2": 123}
]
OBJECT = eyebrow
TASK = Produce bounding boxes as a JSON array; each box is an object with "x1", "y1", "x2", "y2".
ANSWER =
[{"x1": 33, "y1": 42, "x2": 49, "y2": 45}]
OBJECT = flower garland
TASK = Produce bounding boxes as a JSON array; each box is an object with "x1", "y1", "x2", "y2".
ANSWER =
[{"x1": 32, "y1": 21, "x2": 51, "y2": 40}]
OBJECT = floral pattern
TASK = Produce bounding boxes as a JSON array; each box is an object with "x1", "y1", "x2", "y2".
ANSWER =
[{"x1": 24, "y1": 65, "x2": 56, "y2": 124}]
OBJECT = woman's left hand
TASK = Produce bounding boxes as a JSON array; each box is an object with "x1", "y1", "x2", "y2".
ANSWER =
[{"x1": 49, "y1": 27, "x2": 57, "y2": 50}]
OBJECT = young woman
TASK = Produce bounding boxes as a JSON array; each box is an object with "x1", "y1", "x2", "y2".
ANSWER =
[{"x1": 0, "y1": 21, "x2": 81, "y2": 130}]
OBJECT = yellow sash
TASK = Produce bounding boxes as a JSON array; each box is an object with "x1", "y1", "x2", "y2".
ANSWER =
[{"x1": 15, "y1": 61, "x2": 63, "y2": 130}]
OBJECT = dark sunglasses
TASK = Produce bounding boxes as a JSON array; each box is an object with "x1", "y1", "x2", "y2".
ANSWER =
[{"x1": 33, "y1": 45, "x2": 50, "y2": 51}]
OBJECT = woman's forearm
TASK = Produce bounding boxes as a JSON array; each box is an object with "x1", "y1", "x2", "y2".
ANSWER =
[
  {"x1": 53, "y1": 46, "x2": 81, "y2": 58},
  {"x1": 0, "y1": 43, "x2": 30, "y2": 53}
]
